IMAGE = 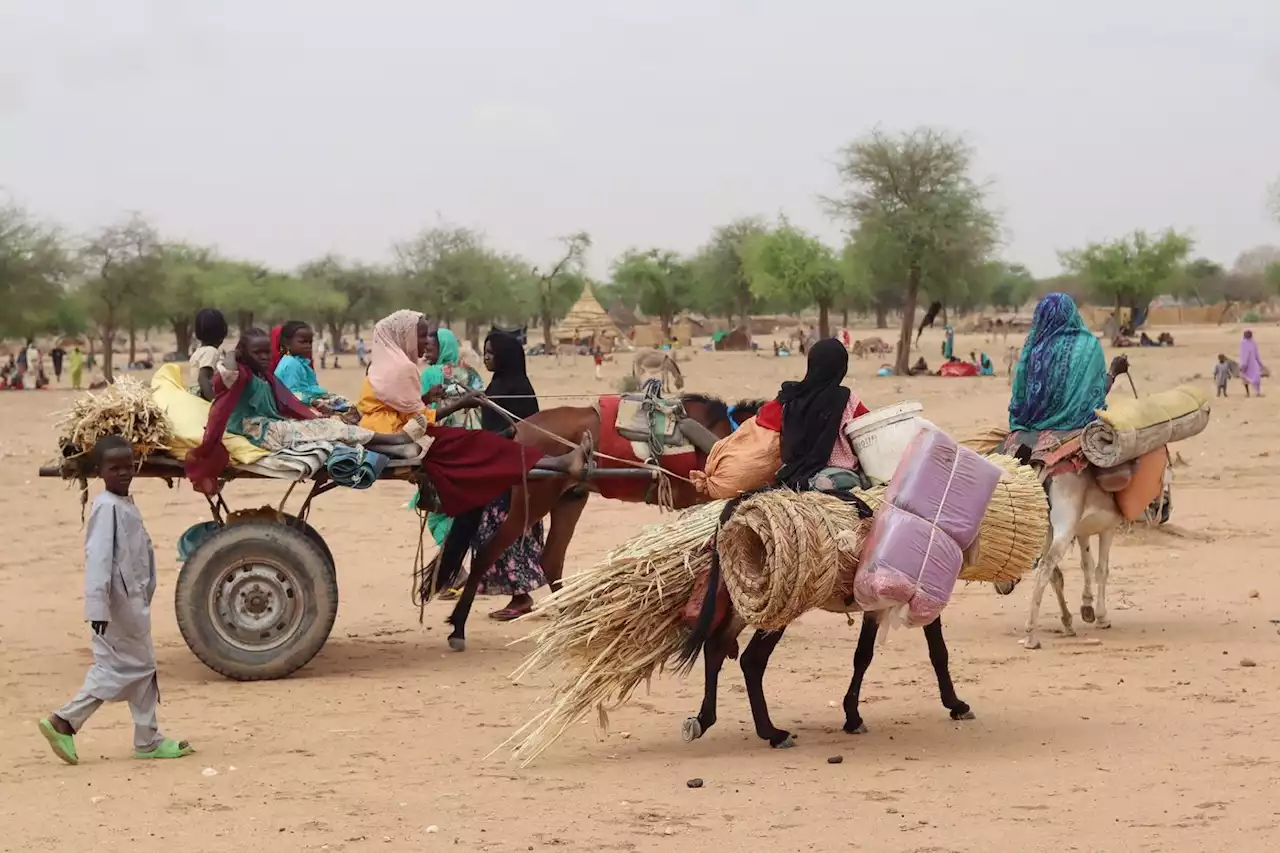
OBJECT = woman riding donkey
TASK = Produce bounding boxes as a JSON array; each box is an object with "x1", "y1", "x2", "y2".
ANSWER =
[
  {"x1": 680, "y1": 338, "x2": 975, "y2": 750},
  {"x1": 1006, "y1": 292, "x2": 1130, "y2": 650}
]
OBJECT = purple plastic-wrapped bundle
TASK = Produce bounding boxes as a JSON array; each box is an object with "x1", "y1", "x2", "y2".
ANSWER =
[
  {"x1": 884, "y1": 427, "x2": 1002, "y2": 548},
  {"x1": 853, "y1": 504, "x2": 964, "y2": 627}
]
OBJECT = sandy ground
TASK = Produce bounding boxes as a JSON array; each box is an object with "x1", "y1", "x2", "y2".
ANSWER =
[{"x1": 2, "y1": 324, "x2": 1279, "y2": 853}]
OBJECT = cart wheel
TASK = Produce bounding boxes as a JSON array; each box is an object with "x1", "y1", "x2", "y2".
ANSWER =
[
  {"x1": 175, "y1": 521, "x2": 338, "y2": 681},
  {"x1": 283, "y1": 514, "x2": 335, "y2": 570}
]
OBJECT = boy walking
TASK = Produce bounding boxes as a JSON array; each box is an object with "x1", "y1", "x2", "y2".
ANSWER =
[
  {"x1": 1214, "y1": 353, "x2": 1231, "y2": 398},
  {"x1": 38, "y1": 436, "x2": 193, "y2": 764}
]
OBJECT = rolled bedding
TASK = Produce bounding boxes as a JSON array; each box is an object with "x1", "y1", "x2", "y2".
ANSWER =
[{"x1": 1080, "y1": 385, "x2": 1209, "y2": 468}]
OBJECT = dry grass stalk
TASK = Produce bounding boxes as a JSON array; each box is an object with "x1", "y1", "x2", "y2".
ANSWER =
[
  {"x1": 959, "y1": 424, "x2": 1011, "y2": 456},
  {"x1": 55, "y1": 375, "x2": 172, "y2": 461},
  {"x1": 505, "y1": 500, "x2": 726, "y2": 765}
]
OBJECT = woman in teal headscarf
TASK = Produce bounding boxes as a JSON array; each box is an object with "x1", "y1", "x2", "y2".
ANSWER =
[
  {"x1": 417, "y1": 327, "x2": 487, "y2": 545},
  {"x1": 1008, "y1": 292, "x2": 1124, "y2": 433}
]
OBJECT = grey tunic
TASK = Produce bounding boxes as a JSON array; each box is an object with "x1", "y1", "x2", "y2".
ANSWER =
[{"x1": 79, "y1": 491, "x2": 158, "y2": 702}]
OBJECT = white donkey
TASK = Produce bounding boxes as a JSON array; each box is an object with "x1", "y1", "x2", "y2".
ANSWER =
[{"x1": 1022, "y1": 468, "x2": 1124, "y2": 650}]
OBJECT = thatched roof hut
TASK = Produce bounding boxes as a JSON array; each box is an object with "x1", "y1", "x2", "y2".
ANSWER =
[{"x1": 553, "y1": 290, "x2": 625, "y2": 349}]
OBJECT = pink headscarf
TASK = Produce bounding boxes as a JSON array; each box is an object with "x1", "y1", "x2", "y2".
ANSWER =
[{"x1": 368, "y1": 309, "x2": 426, "y2": 413}]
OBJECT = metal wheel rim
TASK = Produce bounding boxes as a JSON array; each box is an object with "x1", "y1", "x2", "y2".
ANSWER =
[{"x1": 208, "y1": 557, "x2": 306, "y2": 652}]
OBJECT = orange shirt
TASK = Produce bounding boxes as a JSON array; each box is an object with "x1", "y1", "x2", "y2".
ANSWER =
[{"x1": 357, "y1": 377, "x2": 433, "y2": 433}]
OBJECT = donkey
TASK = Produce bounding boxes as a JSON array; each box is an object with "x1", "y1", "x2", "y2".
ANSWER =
[
  {"x1": 632, "y1": 349, "x2": 684, "y2": 394},
  {"x1": 676, "y1": 496, "x2": 974, "y2": 750},
  {"x1": 1021, "y1": 468, "x2": 1123, "y2": 650},
  {"x1": 433, "y1": 394, "x2": 765, "y2": 651}
]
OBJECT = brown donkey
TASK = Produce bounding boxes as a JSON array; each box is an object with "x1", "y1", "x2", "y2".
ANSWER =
[{"x1": 432, "y1": 394, "x2": 764, "y2": 651}]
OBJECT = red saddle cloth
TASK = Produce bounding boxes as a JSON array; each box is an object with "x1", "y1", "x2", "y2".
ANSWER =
[{"x1": 595, "y1": 395, "x2": 706, "y2": 501}]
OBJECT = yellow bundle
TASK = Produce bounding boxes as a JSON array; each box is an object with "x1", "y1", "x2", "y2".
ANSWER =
[{"x1": 1096, "y1": 385, "x2": 1208, "y2": 431}]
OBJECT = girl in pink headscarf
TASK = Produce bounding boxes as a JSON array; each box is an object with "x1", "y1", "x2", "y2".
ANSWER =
[
  {"x1": 1239, "y1": 330, "x2": 1265, "y2": 397},
  {"x1": 356, "y1": 310, "x2": 587, "y2": 517}
]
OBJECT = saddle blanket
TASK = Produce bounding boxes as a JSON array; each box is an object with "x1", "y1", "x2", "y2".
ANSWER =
[{"x1": 596, "y1": 395, "x2": 703, "y2": 501}]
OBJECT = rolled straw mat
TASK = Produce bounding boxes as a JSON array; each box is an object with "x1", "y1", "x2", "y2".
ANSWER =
[
  {"x1": 716, "y1": 491, "x2": 874, "y2": 630},
  {"x1": 1080, "y1": 386, "x2": 1209, "y2": 468}
]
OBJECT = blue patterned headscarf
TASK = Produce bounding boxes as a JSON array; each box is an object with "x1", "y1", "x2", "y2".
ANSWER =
[{"x1": 1008, "y1": 293, "x2": 1107, "y2": 432}]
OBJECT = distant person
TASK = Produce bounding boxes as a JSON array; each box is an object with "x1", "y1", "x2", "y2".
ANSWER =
[
  {"x1": 356, "y1": 337, "x2": 367, "y2": 367},
  {"x1": 313, "y1": 334, "x2": 327, "y2": 369},
  {"x1": 69, "y1": 347, "x2": 84, "y2": 390},
  {"x1": 38, "y1": 436, "x2": 195, "y2": 764},
  {"x1": 1239, "y1": 330, "x2": 1265, "y2": 398},
  {"x1": 593, "y1": 347, "x2": 604, "y2": 380},
  {"x1": 1214, "y1": 354, "x2": 1232, "y2": 398},
  {"x1": 51, "y1": 346, "x2": 66, "y2": 384},
  {"x1": 189, "y1": 308, "x2": 228, "y2": 401},
  {"x1": 24, "y1": 340, "x2": 39, "y2": 391}
]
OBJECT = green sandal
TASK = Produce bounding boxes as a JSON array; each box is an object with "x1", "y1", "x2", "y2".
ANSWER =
[
  {"x1": 135, "y1": 738, "x2": 195, "y2": 759},
  {"x1": 38, "y1": 718, "x2": 79, "y2": 765}
]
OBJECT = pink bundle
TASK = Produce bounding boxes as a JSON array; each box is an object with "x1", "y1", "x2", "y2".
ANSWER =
[{"x1": 854, "y1": 428, "x2": 1001, "y2": 627}]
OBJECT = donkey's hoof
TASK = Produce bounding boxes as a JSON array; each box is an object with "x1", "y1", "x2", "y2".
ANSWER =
[
  {"x1": 951, "y1": 707, "x2": 975, "y2": 721},
  {"x1": 448, "y1": 636, "x2": 466, "y2": 652},
  {"x1": 843, "y1": 721, "x2": 868, "y2": 735},
  {"x1": 1080, "y1": 605, "x2": 1096, "y2": 623},
  {"x1": 769, "y1": 733, "x2": 796, "y2": 749},
  {"x1": 681, "y1": 718, "x2": 703, "y2": 743},
  {"x1": 1096, "y1": 618, "x2": 1112, "y2": 630},
  {"x1": 1021, "y1": 636, "x2": 1041, "y2": 650}
]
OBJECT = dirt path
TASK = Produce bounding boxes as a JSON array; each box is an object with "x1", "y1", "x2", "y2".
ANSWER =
[{"x1": 2, "y1": 325, "x2": 1277, "y2": 852}]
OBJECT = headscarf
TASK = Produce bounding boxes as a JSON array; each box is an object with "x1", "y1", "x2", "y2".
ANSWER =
[
  {"x1": 482, "y1": 330, "x2": 537, "y2": 433},
  {"x1": 270, "y1": 325, "x2": 285, "y2": 373},
  {"x1": 1008, "y1": 293, "x2": 1107, "y2": 433},
  {"x1": 1239, "y1": 330, "x2": 1263, "y2": 383},
  {"x1": 775, "y1": 338, "x2": 851, "y2": 489},
  {"x1": 367, "y1": 309, "x2": 426, "y2": 414},
  {"x1": 421, "y1": 327, "x2": 461, "y2": 391}
]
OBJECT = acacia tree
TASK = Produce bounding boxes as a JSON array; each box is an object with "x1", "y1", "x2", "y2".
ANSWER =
[
  {"x1": 1058, "y1": 229, "x2": 1191, "y2": 325},
  {"x1": 0, "y1": 202, "x2": 78, "y2": 339},
  {"x1": 79, "y1": 215, "x2": 165, "y2": 381},
  {"x1": 744, "y1": 219, "x2": 844, "y2": 338},
  {"x1": 611, "y1": 249, "x2": 692, "y2": 339},
  {"x1": 297, "y1": 254, "x2": 393, "y2": 346},
  {"x1": 825, "y1": 128, "x2": 999, "y2": 374},
  {"x1": 531, "y1": 232, "x2": 591, "y2": 347},
  {"x1": 690, "y1": 217, "x2": 768, "y2": 329}
]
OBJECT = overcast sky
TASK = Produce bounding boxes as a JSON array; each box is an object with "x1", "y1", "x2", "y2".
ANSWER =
[{"x1": 2, "y1": 0, "x2": 1277, "y2": 277}]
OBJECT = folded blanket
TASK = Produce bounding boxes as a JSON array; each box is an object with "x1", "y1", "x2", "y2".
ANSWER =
[
  {"x1": 327, "y1": 445, "x2": 389, "y2": 489},
  {"x1": 1081, "y1": 404, "x2": 1209, "y2": 468}
]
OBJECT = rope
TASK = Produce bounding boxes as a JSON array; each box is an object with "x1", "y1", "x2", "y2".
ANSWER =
[{"x1": 475, "y1": 396, "x2": 696, "y2": 486}]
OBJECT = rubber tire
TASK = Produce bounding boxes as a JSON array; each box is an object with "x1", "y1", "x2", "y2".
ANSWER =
[
  {"x1": 175, "y1": 521, "x2": 338, "y2": 681},
  {"x1": 282, "y1": 514, "x2": 336, "y2": 570}
]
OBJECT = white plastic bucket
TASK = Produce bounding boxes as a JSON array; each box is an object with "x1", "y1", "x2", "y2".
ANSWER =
[{"x1": 844, "y1": 401, "x2": 929, "y2": 485}]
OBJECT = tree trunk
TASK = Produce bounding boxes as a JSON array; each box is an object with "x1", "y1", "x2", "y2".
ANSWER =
[
  {"x1": 238, "y1": 311, "x2": 254, "y2": 334},
  {"x1": 465, "y1": 318, "x2": 480, "y2": 351},
  {"x1": 542, "y1": 311, "x2": 554, "y2": 350},
  {"x1": 941, "y1": 303, "x2": 949, "y2": 328},
  {"x1": 171, "y1": 318, "x2": 192, "y2": 357},
  {"x1": 100, "y1": 331, "x2": 115, "y2": 383},
  {"x1": 895, "y1": 264, "x2": 922, "y2": 375},
  {"x1": 875, "y1": 303, "x2": 889, "y2": 329},
  {"x1": 818, "y1": 300, "x2": 831, "y2": 339},
  {"x1": 841, "y1": 306, "x2": 850, "y2": 329},
  {"x1": 660, "y1": 314, "x2": 673, "y2": 341},
  {"x1": 128, "y1": 323, "x2": 137, "y2": 366}
]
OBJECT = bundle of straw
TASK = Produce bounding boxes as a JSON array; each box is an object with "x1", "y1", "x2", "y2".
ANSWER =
[
  {"x1": 717, "y1": 491, "x2": 873, "y2": 629},
  {"x1": 960, "y1": 424, "x2": 1011, "y2": 456},
  {"x1": 55, "y1": 375, "x2": 172, "y2": 461},
  {"x1": 506, "y1": 499, "x2": 726, "y2": 765}
]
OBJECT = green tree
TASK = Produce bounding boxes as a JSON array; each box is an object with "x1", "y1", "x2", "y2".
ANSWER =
[
  {"x1": 841, "y1": 231, "x2": 902, "y2": 329},
  {"x1": 611, "y1": 249, "x2": 693, "y2": 339},
  {"x1": 297, "y1": 254, "x2": 394, "y2": 347},
  {"x1": 1169, "y1": 258, "x2": 1224, "y2": 307},
  {"x1": 825, "y1": 128, "x2": 1000, "y2": 374},
  {"x1": 744, "y1": 219, "x2": 844, "y2": 338},
  {"x1": 984, "y1": 262, "x2": 1036, "y2": 311},
  {"x1": 0, "y1": 203, "x2": 79, "y2": 339},
  {"x1": 78, "y1": 215, "x2": 166, "y2": 381},
  {"x1": 689, "y1": 217, "x2": 769, "y2": 329},
  {"x1": 1058, "y1": 229, "x2": 1192, "y2": 320},
  {"x1": 395, "y1": 224, "x2": 514, "y2": 346}
]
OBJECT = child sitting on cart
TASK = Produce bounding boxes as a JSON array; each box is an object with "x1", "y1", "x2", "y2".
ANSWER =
[
  {"x1": 272, "y1": 321, "x2": 359, "y2": 422},
  {"x1": 187, "y1": 324, "x2": 587, "y2": 517}
]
